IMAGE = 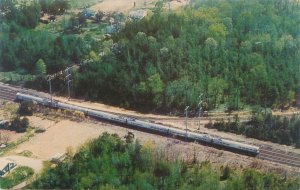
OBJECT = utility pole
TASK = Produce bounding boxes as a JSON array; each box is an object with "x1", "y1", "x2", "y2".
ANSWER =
[
  {"x1": 236, "y1": 88, "x2": 239, "y2": 110},
  {"x1": 185, "y1": 106, "x2": 189, "y2": 140},
  {"x1": 47, "y1": 76, "x2": 53, "y2": 104},
  {"x1": 65, "y1": 67, "x2": 72, "y2": 100},
  {"x1": 264, "y1": 96, "x2": 267, "y2": 116},
  {"x1": 198, "y1": 94, "x2": 203, "y2": 130}
]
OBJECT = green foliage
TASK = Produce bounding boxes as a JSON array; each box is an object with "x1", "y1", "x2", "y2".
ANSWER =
[
  {"x1": 9, "y1": 116, "x2": 30, "y2": 133},
  {"x1": 153, "y1": 1, "x2": 164, "y2": 16},
  {"x1": 145, "y1": 73, "x2": 164, "y2": 108},
  {"x1": 243, "y1": 169, "x2": 263, "y2": 190},
  {"x1": 18, "y1": 101, "x2": 34, "y2": 116},
  {"x1": 0, "y1": 23, "x2": 90, "y2": 74},
  {"x1": 0, "y1": 166, "x2": 34, "y2": 189},
  {"x1": 29, "y1": 133, "x2": 300, "y2": 189},
  {"x1": 220, "y1": 165, "x2": 231, "y2": 181},
  {"x1": 208, "y1": 77, "x2": 228, "y2": 109},
  {"x1": 73, "y1": 0, "x2": 299, "y2": 112},
  {"x1": 1, "y1": 0, "x2": 299, "y2": 113},
  {"x1": 34, "y1": 59, "x2": 47, "y2": 76},
  {"x1": 1, "y1": 1, "x2": 41, "y2": 29},
  {"x1": 0, "y1": 72, "x2": 35, "y2": 83},
  {"x1": 39, "y1": 0, "x2": 70, "y2": 15}
]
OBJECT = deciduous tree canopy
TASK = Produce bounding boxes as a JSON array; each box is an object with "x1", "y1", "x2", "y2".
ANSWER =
[
  {"x1": 29, "y1": 133, "x2": 300, "y2": 189},
  {"x1": 0, "y1": 0, "x2": 299, "y2": 112}
]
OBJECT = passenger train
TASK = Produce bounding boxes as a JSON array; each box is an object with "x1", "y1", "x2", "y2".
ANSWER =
[{"x1": 16, "y1": 92, "x2": 259, "y2": 156}]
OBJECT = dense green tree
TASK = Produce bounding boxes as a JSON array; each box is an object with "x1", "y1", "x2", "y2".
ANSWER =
[
  {"x1": 18, "y1": 1, "x2": 41, "y2": 29},
  {"x1": 1, "y1": 0, "x2": 299, "y2": 113},
  {"x1": 1, "y1": 1, "x2": 41, "y2": 29},
  {"x1": 146, "y1": 73, "x2": 164, "y2": 107},
  {"x1": 39, "y1": 0, "x2": 70, "y2": 14},
  {"x1": 18, "y1": 101, "x2": 35, "y2": 116},
  {"x1": 10, "y1": 116, "x2": 29, "y2": 133},
  {"x1": 35, "y1": 59, "x2": 47, "y2": 76},
  {"x1": 208, "y1": 77, "x2": 228, "y2": 108},
  {"x1": 72, "y1": 0, "x2": 300, "y2": 111}
]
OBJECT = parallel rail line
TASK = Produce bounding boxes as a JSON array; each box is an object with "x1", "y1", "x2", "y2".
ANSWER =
[
  {"x1": 0, "y1": 88, "x2": 17, "y2": 101},
  {"x1": 259, "y1": 147, "x2": 300, "y2": 168}
]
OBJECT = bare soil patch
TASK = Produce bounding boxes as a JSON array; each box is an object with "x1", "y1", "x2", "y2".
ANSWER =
[
  {"x1": 12, "y1": 119, "x2": 104, "y2": 159},
  {"x1": 89, "y1": 0, "x2": 188, "y2": 13},
  {"x1": 0, "y1": 130, "x2": 24, "y2": 144},
  {"x1": 28, "y1": 116, "x2": 55, "y2": 131}
]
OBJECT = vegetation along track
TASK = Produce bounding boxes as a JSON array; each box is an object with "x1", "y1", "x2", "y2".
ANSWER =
[
  {"x1": 259, "y1": 145, "x2": 300, "y2": 168},
  {"x1": 2, "y1": 83, "x2": 300, "y2": 168}
]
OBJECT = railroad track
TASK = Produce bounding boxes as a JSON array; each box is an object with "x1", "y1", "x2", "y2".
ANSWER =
[
  {"x1": 0, "y1": 87, "x2": 18, "y2": 101},
  {"x1": 138, "y1": 115, "x2": 251, "y2": 121},
  {"x1": 259, "y1": 146, "x2": 300, "y2": 168},
  {"x1": 0, "y1": 83, "x2": 48, "y2": 102},
  {"x1": 1, "y1": 82, "x2": 300, "y2": 168}
]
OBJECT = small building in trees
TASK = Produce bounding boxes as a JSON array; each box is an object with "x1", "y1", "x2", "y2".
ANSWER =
[{"x1": 39, "y1": 14, "x2": 56, "y2": 24}]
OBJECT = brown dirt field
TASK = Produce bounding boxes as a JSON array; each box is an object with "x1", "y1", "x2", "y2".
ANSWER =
[
  {"x1": 89, "y1": 0, "x2": 188, "y2": 13},
  {"x1": 11, "y1": 119, "x2": 104, "y2": 159},
  {"x1": 28, "y1": 116, "x2": 56, "y2": 130},
  {"x1": 0, "y1": 130, "x2": 24, "y2": 144},
  {"x1": 0, "y1": 156, "x2": 43, "y2": 174}
]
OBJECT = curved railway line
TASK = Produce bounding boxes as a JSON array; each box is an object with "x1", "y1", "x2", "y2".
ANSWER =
[{"x1": 1, "y1": 83, "x2": 300, "y2": 168}]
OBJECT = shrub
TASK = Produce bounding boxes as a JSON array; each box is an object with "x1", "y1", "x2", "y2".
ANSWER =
[
  {"x1": 18, "y1": 101, "x2": 35, "y2": 116},
  {"x1": 10, "y1": 116, "x2": 29, "y2": 133},
  {"x1": 0, "y1": 166, "x2": 34, "y2": 189}
]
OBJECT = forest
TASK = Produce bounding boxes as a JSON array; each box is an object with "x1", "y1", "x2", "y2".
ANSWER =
[
  {"x1": 29, "y1": 133, "x2": 300, "y2": 189},
  {"x1": 0, "y1": 0, "x2": 299, "y2": 112},
  {"x1": 75, "y1": 0, "x2": 300, "y2": 111},
  {"x1": 0, "y1": 0, "x2": 91, "y2": 74}
]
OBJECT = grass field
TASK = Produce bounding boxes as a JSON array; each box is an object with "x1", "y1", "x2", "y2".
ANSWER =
[
  {"x1": 0, "y1": 166, "x2": 34, "y2": 189},
  {"x1": 69, "y1": 0, "x2": 101, "y2": 9},
  {"x1": 0, "y1": 72, "x2": 35, "y2": 83}
]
